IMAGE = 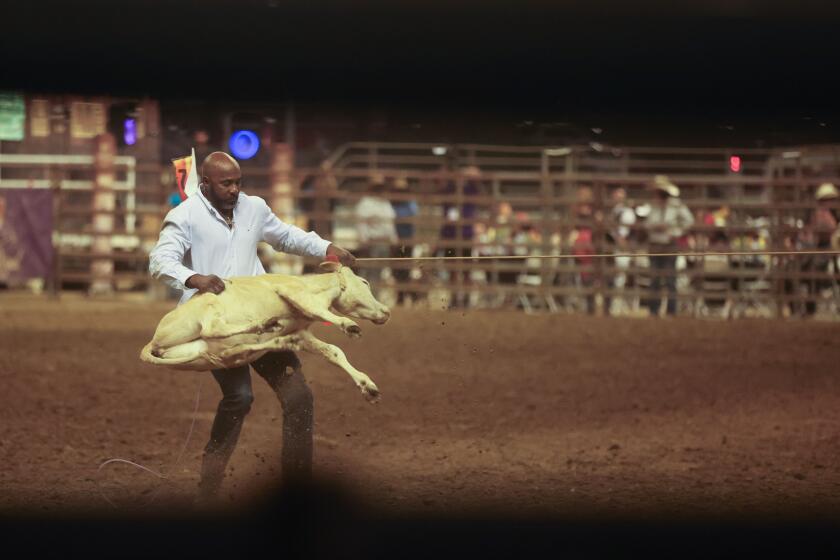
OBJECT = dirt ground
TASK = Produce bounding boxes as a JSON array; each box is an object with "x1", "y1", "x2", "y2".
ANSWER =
[{"x1": 2, "y1": 292, "x2": 840, "y2": 521}]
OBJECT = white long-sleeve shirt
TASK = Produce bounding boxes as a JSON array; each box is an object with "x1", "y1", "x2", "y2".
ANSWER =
[
  {"x1": 354, "y1": 196, "x2": 397, "y2": 244},
  {"x1": 645, "y1": 198, "x2": 695, "y2": 245},
  {"x1": 149, "y1": 189, "x2": 330, "y2": 304}
]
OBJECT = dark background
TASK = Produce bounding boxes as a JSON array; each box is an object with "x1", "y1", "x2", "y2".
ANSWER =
[
  {"x1": 4, "y1": 0, "x2": 840, "y2": 146},
  {"x1": 3, "y1": 479, "x2": 840, "y2": 559}
]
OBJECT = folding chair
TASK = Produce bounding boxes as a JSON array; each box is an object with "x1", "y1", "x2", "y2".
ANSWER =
[
  {"x1": 693, "y1": 256, "x2": 732, "y2": 319},
  {"x1": 517, "y1": 255, "x2": 559, "y2": 313},
  {"x1": 731, "y1": 257, "x2": 774, "y2": 318}
]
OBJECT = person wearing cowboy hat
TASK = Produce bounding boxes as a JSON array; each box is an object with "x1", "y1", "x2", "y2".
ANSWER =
[
  {"x1": 816, "y1": 182, "x2": 839, "y2": 202},
  {"x1": 800, "y1": 182, "x2": 839, "y2": 316},
  {"x1": 642, "y1": 175, "x2": 695, "y2": 317},
  {"x1": 813, "y1": 182, "x2": 839, "y2": 248}
]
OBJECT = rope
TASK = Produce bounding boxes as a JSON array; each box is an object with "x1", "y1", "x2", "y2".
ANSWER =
[
  {"x1": 355, "y1": 249, "x2": 840, "y2": 262},
  {"x1": 95, "y1": 377, "x2": 204, "y2": 509}
]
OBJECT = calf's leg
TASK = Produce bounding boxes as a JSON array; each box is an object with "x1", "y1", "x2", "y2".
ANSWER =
[
  {"x1": 215, "y1": 332, "x2": 378, "y2": 401},
  {"x1": 296, "y1": 330, "x2": 380, "y2": 402},
  {"x1": 274, "y1": 292, "x2": 362, "y2": 338}
]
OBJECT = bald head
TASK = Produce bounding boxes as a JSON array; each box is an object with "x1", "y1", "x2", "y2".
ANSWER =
[
  {"x1": 201, "y1": 151, "x2": 240, "y2": 177},
  {"x1": 201, "y1": 152, "x2": 242, "y2": 213}
]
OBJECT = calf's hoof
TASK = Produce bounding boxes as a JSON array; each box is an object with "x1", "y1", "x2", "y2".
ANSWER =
[
  {"x1": 345, "y1": 324, "x2": 362, "y2": 338},
  {"x1": 359, "y1": 381, "x2": 380, "y2": 403}
]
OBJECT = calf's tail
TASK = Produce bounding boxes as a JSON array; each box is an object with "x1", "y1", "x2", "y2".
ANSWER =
[
  {"x1": 139, "y1": 341, "x2": 185, "y2": 366},
  {"x1": 140, "y1": 341, "x2": 162, "y2": 364}
]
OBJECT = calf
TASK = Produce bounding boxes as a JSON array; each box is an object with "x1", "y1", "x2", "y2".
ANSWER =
[{"x1": 140, "y1": 260, "x2": 390, "y2": 401}]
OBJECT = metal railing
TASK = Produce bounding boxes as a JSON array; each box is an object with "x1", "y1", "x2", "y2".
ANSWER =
[{"x1": 2, "y1": 141, "x2": 839, "y2": 318}]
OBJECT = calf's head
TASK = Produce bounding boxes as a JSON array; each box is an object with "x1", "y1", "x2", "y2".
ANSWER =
[{"x1": 319, "y1": 261, "x2": 390, "y2": 324}]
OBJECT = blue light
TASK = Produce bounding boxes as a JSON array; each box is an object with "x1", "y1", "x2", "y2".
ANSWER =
[
  {"x1": 229, "y1": 130, "x2": 260, "y2": 160},
  {"x1": 123, "y1": 118, "x2": 137, "y2": 146}
]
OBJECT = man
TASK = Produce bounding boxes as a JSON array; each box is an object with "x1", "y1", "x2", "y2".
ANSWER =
[
  {"x1": 802, "y1": 182, "x2": 839, "y2": 316},
  {"x1": 149, "y1": 151, "x2": 355, "y2": 504},
  {"x1": 354, "y1": 173, "x2": 397, "y2": 290},
  {"x1": 643, "y1": 175, "x2": 694, "y2": 317}
]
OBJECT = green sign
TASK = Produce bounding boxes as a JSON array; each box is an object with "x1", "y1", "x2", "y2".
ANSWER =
[{"x1": 0, "y1": 92, "x2": 25, "y2": 141}]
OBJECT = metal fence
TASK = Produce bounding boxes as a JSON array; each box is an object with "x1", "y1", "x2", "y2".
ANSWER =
[{"x1": 3, "y1": 140, "x2": 839, "y2": 318}]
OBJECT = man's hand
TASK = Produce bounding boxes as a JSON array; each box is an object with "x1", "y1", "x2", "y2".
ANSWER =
[
  {"x1": 326, "y1": 244, "x2": 356, "y2": 266},
  {"x1": 185, "y1": 274, "x2": 226, "y2": 295}
]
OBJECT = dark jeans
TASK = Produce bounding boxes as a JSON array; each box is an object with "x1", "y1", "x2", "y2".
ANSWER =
[
  {"x1": 645, "y1": 254, "x2": 678, "y2": 316},
  {"x1": 199, "y1": 350, "x2": 313, "y2": 498},
  {"x1": 801, "y1": 254, "x2": 832, "y2": 316}
]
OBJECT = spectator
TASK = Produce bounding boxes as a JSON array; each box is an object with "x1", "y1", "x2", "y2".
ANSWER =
[
  {"x1": 812, "y1": 183, "x2": 839, "y2": 247},
  {"x1": 692, "y1": 204, "x2": 729, "y2": 273},
  {"x1": 440, "y1": 166, "x2": 480, "y2": 247},
  {"x1": 609, "y1": 187, "x2": 636, "y2": 314},
  {"x1": 355, "y1": 173, "x2": 397, "y2": 288},
  {"x1": 470, "y1": 220, "x2": 495, "y2": 307},
  {"x1": 569, "y1": 187, "x2": 610, "y2": 315},
  {"x1": 439, "y1": 166, "x2": 482, "y2": 308},
  {"x1": 390, "y1": 174, "x2": 418, "y2": 304},
  {"x1": 493, "y1": 201, "x2": 516, "y2": 286},
  {"x1": 802, "y1": 182, "x2": 839, "y2": 316},
  {"x1": 512, "y1": 211, "x2": 540, "y2": 255},
  {"x1": 643, "y1": 175, "x2": 694, "y2": 317},
  {"x1": 513, "y1": 211, "x2": 542, "y2": 254}
]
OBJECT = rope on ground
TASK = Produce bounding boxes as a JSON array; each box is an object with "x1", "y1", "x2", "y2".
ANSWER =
[{"x1": 95, "y1": 376, "x2": 204, "y2": 509}]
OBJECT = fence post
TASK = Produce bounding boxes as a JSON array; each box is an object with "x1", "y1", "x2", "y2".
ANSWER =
[
  {"x1": 454, "y1": 169, "x2": 465, "y2": 306},
  {"x1": 49, "y1": 165, "x2": 62, "y2": 298},
  {"x1": 313, "y1": 174, "x2": 331, "y2": 247},
  {"x1": 540, "y1": 151, "x2": 553, "y2": 308},
  {"x1": 594, "y1": 180, "x2": 606, "y2": 315},
  {"x1": 90, "y1": 133, "x2": 116, "y2": 295},
  {"x1": 270, "y1": 142, "x2": 294, "y2": 216},
  {"x1": 269, "y1": 143, "x2": 299, "y2": 274}
]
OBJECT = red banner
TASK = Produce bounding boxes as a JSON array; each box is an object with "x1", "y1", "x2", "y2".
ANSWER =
[{"x1": 172, "y1": 154, "x2": 192, "y2": 201}]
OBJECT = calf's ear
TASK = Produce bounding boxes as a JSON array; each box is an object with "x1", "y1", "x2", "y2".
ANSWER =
[{"x1": 319, "y1": 261, "x2": 342, "y2": 272}]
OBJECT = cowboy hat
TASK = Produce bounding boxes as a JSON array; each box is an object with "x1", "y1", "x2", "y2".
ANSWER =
[
  {"x1": 816, "y1": 182, "x2": 839, "y2": 201},
  {"x1": 393, "y1": 175, "x2": 409, "y2": 190},
  {"x1": 461, "y1": 165, "x2": 482, "y2": 179},
  {"x1": 369, "y1": 172, "x2": 386, "y2": 186},
  {"x1": 651, "y1": 175, "x2": 680, "y2": 197}
]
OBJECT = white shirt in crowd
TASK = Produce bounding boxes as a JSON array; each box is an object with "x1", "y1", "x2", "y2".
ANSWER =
[
  {"x1": 355, "y1": 196, "x2": 397, "y2": 244},
  {"x1": 149, "y1": 189, "x2": 330, "y2": 304},
  {"x1": 645, "y1": 198, "x2": 695, "y2": 245},
  {"x1": 612, "y1": 204, "x2": 637, "y2": 240}
]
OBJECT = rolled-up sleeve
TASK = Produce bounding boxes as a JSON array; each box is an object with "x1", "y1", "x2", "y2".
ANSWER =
[
  {"x1": 149, "y1": 211, "x2": 196, "y2": 291},
  {"x1": 260, "y1": 200, "x2": 330, "y2": 258}
]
